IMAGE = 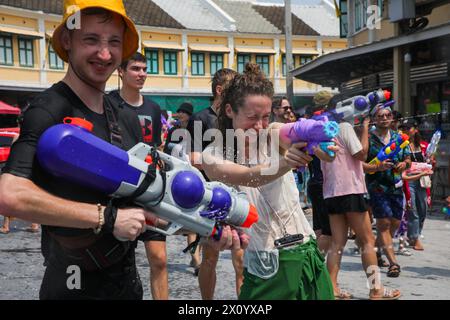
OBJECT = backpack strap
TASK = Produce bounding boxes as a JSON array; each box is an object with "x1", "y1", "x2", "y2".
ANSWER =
[{"x1": 103, "y1": 95, "x2": 123, "y2": 149}]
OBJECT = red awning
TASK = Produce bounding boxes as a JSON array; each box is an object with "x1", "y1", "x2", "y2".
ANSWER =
[{"x1": 0, "y1": 101, "x2": 21, "y2": 115}]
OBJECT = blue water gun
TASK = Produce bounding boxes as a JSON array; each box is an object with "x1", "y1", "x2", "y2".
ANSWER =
[
  {"x1": 368, "y1": 133, "x2": 410, "y2": 168},
  {"x1": 313, "y1": 89, "x2": 392, "y2": 125}
]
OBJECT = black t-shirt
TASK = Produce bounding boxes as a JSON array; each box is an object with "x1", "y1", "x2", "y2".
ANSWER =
[
  {"x1": 109, "y1": 90, "x2": 162, "y2": 147},
  {"x1": 3, "y1": 82, "x2": 143, "y2": 263},
  {"x1": 308, "y1": 155, "x2": 323, "y2": 186},
  {"x1": 186, "y1": 106, "x2": 218, "y2": 153},
  {"x1": 186, "y1": 106, "x2": 218, "y2": 181}
]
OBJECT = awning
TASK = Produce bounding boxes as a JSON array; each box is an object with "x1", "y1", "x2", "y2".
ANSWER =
[
  {"x1": 142, "y1": 42, "x2": 184, "y2": 51},
  {"x1": 292, "y1": 22, "x2": 450, "y2": 88},
  {"x1": 0, "y1": 26, "x2": 42, "y2": 39},
  {"x1": 188, "y1": 44, "x2": 230, "y2": 53},
  {"x1": 280, "y1": 48, "x2": 319, "y2": 55},
  {"x1": 145, "y1": 95, "x2": 211, "y2": 113},
  {"x1": 0, "y1": 101, "x2": 21, "y2": 115},
  {"x1": 235, "y1": 47, "x2": 276, "y2": 55}
]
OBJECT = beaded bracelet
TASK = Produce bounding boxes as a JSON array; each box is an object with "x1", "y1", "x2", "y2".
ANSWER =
[{"x1": 93, "y1": 203, "x2": 104, "y2": 234}]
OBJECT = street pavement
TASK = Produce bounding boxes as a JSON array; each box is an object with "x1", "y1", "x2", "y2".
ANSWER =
[{"x1": 1, "y1": 209, "x2": 449, "y2": 300}]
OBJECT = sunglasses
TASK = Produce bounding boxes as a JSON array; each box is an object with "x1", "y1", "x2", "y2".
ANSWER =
[{"x1": 376, "y1": 113, "x2": 392, "y2": 119}]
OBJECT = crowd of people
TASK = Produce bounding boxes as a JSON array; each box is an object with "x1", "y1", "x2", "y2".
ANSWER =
[{"x1": 0, "y1": 0, "x2": 445, "y2": 301}]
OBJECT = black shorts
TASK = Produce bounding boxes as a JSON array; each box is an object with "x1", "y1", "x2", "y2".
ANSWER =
[
  {"x1": 325, "y1": 194, "x2": 368, "y2": 215},
  {"x1": 307, "y1": 183, "x2": 331, "y2": 236},
  {"x1": 138, "y1": 229, "x2": 166, "y2": 242},
  {"x1": 40, "y1": 251, "x2": 143, "y2": 300}
]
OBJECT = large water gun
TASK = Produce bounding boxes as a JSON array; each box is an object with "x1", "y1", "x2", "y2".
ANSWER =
[
  {"x1": 36, "y1": 118, "x2": 258, "y2": 239},
  {"x1": 406, "y1": 162, "x2": 433, "y2": 175},
  {"x1": 314, "y1": 89, "x2": 392, "y2": 124},
  {"x1": 368, "y1": 133, "x2": 410, "y2": 171},
  {"x1": 280, "y1": 117, "x2": 340, "y2": 158},
  {"x1": 426, "y1": 130, "x2": 441, "y2": 161}
]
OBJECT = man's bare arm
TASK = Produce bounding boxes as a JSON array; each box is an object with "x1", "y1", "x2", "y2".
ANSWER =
[{"x1": 0, "y1": 173, "x2": 151, "y2": 240}]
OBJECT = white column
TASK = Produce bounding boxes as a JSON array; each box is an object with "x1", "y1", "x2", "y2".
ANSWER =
[
  {"x1": 316, "y1": 38, "x2": 323, "y2": 55},
  {"x1": 274, "y1": 37, "x2": 280, "y2": 93},
  {"x1": 38, "y1": 18, "x2": 47, "y2": 86},
  {"x1": 138, "y1": 29, "x2": 142, "y2": 53},
  {"x1": 182, "y1": 33, "x2": 189, "y2": 90},
  {"x1": 228, "y1": 36, "x2": 234, "y2": 69}
]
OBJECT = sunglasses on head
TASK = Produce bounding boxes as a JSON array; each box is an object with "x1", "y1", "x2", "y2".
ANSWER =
[{"x1": 376, "y1": 113, "x2": 392, "y2": 119}]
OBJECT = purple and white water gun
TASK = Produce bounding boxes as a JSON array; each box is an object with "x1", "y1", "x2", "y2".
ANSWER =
[{"x1": 36, "y1": 118, "x2": 258, "y2": 238}]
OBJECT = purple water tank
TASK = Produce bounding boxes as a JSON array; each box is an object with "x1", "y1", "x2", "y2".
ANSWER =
[
  {"x1": 354, "y1": 97, "x2": 368, "y2": 111},
  {"x1": 171, "y1": 171, "x2": 205, "y2": 209},
  {"x1": 209, "y1": 187, "x2": 232, "y2": 212}
]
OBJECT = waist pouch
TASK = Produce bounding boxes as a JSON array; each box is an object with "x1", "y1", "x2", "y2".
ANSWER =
[{"x1": 48, "y1": 231, "x2": 131, "y2": 272}]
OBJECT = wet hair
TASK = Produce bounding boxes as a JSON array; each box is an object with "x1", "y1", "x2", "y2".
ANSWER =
[
  {"x1": 218, "y1": 63, "x2": 274, "y2": 136},
  {"x1": 119, "y1": 52, "x2": 146, "y2": 70},
  {"x1": 211, "y1": 68, "x2": 238, "y2": 98}
]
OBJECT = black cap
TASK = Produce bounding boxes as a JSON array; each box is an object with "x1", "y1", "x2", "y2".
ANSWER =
[{"x1": 177, "y1": 102, "x2": 193, "y2": 116}]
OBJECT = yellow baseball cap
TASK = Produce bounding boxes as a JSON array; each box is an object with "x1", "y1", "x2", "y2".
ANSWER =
[{"x1": 52, "y1": 0, "x2": 139, "y2": 62}]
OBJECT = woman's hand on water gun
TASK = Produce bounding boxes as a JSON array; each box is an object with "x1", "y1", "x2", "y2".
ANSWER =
[{"x1": 312, "y1": 142, "x2": 339, "y2": 163}]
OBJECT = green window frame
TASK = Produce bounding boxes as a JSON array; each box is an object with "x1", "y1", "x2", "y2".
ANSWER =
[
  {"x1": 237, "y1": 54, "x2": 250, "y2": 73},
  {"x1": 163, "y1": 51, "x2": 177, "y2": 75},
  {"x1": 210, "y1": 53, "x2": 223, "y2": 76},
  {"x1": 48, "y1": 42, "x2": 64, "y2": 70},
  {"x1": 355, "y1": 0, "x2": 368, "y2": 32},
  {"x1": 18, "y1": 37, "x2": 34, "y2": 67},
  {"x1": 191, "y1": 52, "x2": 205, "y2": 76},
  {"x1": 377, "y1": 0, "x2": 383, "y2": 17},
  {"x1": 0, "y1": 35, "x2": 13, "y2": 65},
  {"x1": 255, "y1": 55, "x2": 270, "y2": 76},
  {"x1": 299, "y1": 55, "x2": 314, "y2": 66},
  {"x1": 339, "y1": 0, "x2": 348, "y2": 38},
  {"x1": 145, "y1": 49, "x2": 159, "y2": 74}
]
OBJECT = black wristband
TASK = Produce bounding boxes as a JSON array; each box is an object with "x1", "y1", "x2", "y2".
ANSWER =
[{"x1": 102, "y1": 200, "x2": 118, "y2": 234}]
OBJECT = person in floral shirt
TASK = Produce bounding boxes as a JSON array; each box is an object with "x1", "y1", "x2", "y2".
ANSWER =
[{"x1": 363, "y1": 105, "x2": 411, "y2": 278}]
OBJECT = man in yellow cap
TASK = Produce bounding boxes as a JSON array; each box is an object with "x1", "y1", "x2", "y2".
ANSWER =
[{"x1": 0, "y1": 0, "x2": 247, "y2": 300}]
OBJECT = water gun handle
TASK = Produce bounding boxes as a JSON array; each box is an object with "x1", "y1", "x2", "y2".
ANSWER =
[{"x1": 319, "y1": 142, "x2": 336, "y2": 157}]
